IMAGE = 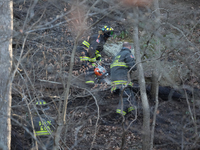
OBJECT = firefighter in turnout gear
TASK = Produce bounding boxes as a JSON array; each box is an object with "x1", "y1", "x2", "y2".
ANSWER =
[
  {"x1": 78, "y1": 25, "x2": 114, "y2": 85},
  {"x1": 25, "y1": 100, "x2": 56, "y2": 150},
  {"x1": 110, "y1": 42, "x2": 137, "y2": 117}
]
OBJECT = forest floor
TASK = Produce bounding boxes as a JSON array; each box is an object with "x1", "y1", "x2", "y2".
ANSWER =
[{"x1": 11, "y1": 0, "x2": 200, "y2": 150}]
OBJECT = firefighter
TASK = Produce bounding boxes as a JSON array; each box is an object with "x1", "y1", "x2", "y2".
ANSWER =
[
  {"x1": 25, "y1": 100, "x2": 56, "y2": 150},
  {"x1": 110, "y1": 42, "x2": 137, "y2": 118},
  {"x1": 78, "y1": 25, "x2": 114, "y2": 86}
]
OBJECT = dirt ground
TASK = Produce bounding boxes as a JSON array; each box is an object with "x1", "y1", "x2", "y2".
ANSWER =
[{"x1": 12, "y1": 85, "x2": 200, "y2": 150}]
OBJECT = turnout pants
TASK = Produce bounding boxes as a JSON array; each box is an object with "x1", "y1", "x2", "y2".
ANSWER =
[
  {"x1": 113, "y1": 87, "x2": 136, "y2": 116},
  {"x1": 77, "y1": 46, "x2": 96, "y2": 84},
  {"x1": 85, "y1": 64, "x2": 95, "y2": 84}
]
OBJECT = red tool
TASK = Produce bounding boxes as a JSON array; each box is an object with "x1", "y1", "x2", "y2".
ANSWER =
[{"x1": 94, "y1": 65, "x2": 106, "y2": 76}]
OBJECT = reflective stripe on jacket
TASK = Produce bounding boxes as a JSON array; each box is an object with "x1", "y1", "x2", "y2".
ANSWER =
[
  {"x1": 80, "y1": 40, "x2": 99, "y2": 62},
  {"x1": 110, "y1": 62, "x2": 128, "y2": 68},
  {"x1": 80, "y1": 33, "x2": 106, "y2": 62},
  {"x1": 35, "y1": 130, "x2": 52, "y2": 136},
  {"x1": 110, "y1": 47, "x2": 136, "y2": 91},
  {"x1": 82, "y1": 40, "x2": 90, "y2": 48},
  {"x1": 34, "y1": 119, "x2": 53, "y2": 136},
  {"x1": 111, "y1": 80, "x2": 133, "y2": 86},
  {"x1": 25, "y1": 115, "x2": 55, "y2": 138},
  {"x1": 111, "y1": 80, "x2": 133, "y2": 92},
  {"x1": 79, "y1": 56, "x2": 96, "y2": 62}
]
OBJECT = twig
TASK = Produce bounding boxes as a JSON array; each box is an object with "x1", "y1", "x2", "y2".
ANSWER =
[
  {"x1": 88, "y1": 90, "x2": 100, "y2": 150},
  {"x1": 23, "y1": 95, "x2": 39, "y2": 150},
  {"x1": 38, "y1": 79, "x2": 62, "y2": 85},
  {"x1": 150, "y1": 73, "x2": 162, "y2": 150}
]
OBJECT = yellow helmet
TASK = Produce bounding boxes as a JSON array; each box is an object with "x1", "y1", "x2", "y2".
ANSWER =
[
  {"x1": 102, "y1": 25, "x2": 114, "y2": 37},
  {"x1": 36, "y1": 99, "x2": 49, "y2": 111}
]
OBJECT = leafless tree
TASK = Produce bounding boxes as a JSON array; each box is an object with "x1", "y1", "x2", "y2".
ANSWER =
[
  {"x1": 0, "y1": 0, "x2": 13, "y2": 150},
  {"x1": 133, "y1": 6, "x2": 151, "y2": 150}
]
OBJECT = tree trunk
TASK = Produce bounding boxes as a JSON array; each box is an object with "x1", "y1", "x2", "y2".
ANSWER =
[
  {"x1": 133, "y1": 7, "x2": 150, "y2": 150},
  {"x1": 0, "y1": 0, "x2": 13, "y2": 150},
  {"x1": 150, "y1": 71, "x2": 159, "y2": 150},
  {"x1": 150, "y1": 71, "x2": 159, "y2": 100},
  {"x1": 150, "y1": 1, "x2": 161, "y2": 149},
  {"x1": 150, "y1": 0, "x2": 161, "y2": 100}
]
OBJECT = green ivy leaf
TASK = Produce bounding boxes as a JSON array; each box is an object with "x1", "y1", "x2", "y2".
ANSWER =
[
  {"x1": 113, "y1": 34, "x2": 117, "y2": 39},
  {"x1": 121, "y1": 31, "x2": 125, "y2": 39}
]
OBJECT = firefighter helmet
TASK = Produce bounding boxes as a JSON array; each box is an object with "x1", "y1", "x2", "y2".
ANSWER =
[
  {"x1": 36, "y1": 99, "x2": 50, "y2": 111},
  {"x1": 102, "y1": 25, "x2": 114, "y2": 37}
]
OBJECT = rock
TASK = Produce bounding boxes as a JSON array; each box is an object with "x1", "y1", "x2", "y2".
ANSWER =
[
  {"x1": 103, "y1": 41, "x2": 135, "y2": 57},
  {"x1": 103, "y1": 41, "x2": 123, "y2": 57},
  {"x1": 47, "y1": 63, "x2": 54, "y2": 74}
]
